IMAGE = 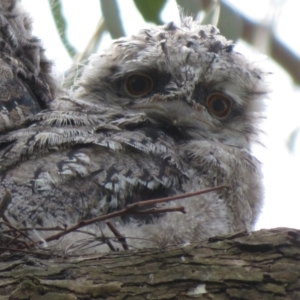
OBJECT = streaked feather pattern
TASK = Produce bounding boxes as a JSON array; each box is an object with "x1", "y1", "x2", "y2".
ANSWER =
[
  {"x1": 0, "y1": 0, "x2": 59, "y2": 132},
  {"x1": 0, "y1": 1, "x2": 269, "y2": 251}
]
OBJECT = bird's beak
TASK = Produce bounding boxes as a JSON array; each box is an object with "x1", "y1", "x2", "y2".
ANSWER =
[{"x1": 132, "y1": 98, "x2": 212, "y2": 130}]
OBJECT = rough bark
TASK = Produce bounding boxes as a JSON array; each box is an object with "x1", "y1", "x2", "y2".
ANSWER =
[{"x1": 0, "y1": 227, "x2": 300, "y2": 300}]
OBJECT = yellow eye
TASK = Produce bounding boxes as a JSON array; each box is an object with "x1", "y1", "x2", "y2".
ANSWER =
[
  {"x1": 207, "y1": 93, "x2": 232, "y2": 118},
  {"x1": 125, "y1": 74, "x2": 153, "y2": 97}
]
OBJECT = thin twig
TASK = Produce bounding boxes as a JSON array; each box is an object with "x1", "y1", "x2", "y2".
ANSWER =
[
  {"x1": 127, "y1": 185, "x2": 229, "y2": 209},
  {"x1": 0, "y1": 222, "x2": 35, "y2": 248},
  {"x1": 0, "y1": 190, "x2": 11, "y2": 218},
  {"x1": 105, "y1": 220, "x2": 128, "y2": 250},
  {"x1": 0, "y1": 247, "x2": 54, "y2": 257},
  {"x1": 0, "y1": 222, "x2": 57, "y2": 253},
  {"x1": 13, "y1": 185, "x2": 228, "y2": 249},
  {"x1": 100, "y1": 230, "x2": 117, "y2": 252},
  {"x1": 132, "y1": 206, "x2": 186, "y2": 215}
]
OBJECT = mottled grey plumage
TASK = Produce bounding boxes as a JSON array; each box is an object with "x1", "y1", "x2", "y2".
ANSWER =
[
  {"x1": 0, "y1": 1, "x2": 268, "y2": 251},
  {"x1": 0, "y1": 0, "x2": 58, "y2": 133}
]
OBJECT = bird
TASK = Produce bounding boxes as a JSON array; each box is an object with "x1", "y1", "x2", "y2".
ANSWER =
[
  {"x1": 0, "y1": 0, "x2": 58, "y2": 133},
  {"x1": 0, "y1": 1, "x2": 269, "y2": 252}
]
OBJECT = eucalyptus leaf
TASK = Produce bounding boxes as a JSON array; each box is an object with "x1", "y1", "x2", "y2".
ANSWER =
[
  {"x1": 100, "y1": 0, "x2": 125, "y2": 39},
  {"x1": 133, "y1": 0, "x2": 167, "y2": 24},
  {"x1": 201, "y1": 2, "x2": 220, "y2": 26},
  {"x1": 217, "y1": 2, "x2": 243, "y2": 42}
]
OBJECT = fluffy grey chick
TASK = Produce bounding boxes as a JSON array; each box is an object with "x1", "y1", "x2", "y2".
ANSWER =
[{"x1": 0, "y1": 14, "x2": 268, "y2": 251}]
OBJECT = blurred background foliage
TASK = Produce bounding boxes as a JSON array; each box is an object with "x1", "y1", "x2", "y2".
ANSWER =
[
  {"x1": 47, "y1": 0, "x2": 299, "y2": 152},
  {"x1": 48, "y1": 0, "x2": 300, "y2": 85}
]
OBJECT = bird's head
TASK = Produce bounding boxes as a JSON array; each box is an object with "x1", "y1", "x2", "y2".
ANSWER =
[{"x1": 77, "y1": 18, "x2": 269, "y2": 148}]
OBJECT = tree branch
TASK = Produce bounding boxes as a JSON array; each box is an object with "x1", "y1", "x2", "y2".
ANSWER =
[{"x1": 1, "y1": 228, "x2": 300, "y2": 299}]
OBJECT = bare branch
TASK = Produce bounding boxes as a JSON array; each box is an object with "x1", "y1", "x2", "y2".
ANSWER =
[
  {"x1": 0, "y1": 190, "x2": 11, "y2": 218},
  {"x1": 105, "y1": 220, "x2": 128, "y2": 250}
]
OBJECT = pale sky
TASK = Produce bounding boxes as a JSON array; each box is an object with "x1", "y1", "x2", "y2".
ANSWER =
[{"x1": 21, "y1": 0, "x2": 300, "y2": 230}]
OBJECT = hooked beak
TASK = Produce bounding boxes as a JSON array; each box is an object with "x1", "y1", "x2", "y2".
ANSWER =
[{"x1": 132, "y1": 97, "x2": 213, "y2": 131}]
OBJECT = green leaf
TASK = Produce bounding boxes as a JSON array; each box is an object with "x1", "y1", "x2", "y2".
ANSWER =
[
  {"x1": 100, "y1": 0, "x2": 125, "y2": 39},
  {"x1": 201, "y1": 2, "x2": 220, "y2": 26},
  {"x1": 133, "y1": 0, "x2": 167, "y2": 25},
  {"x1": 217, "y1": 2, "x2": 243, "y2": 42},
  {"x1": 48, "y1": 0, "x2": 77, "y2": 58}
]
